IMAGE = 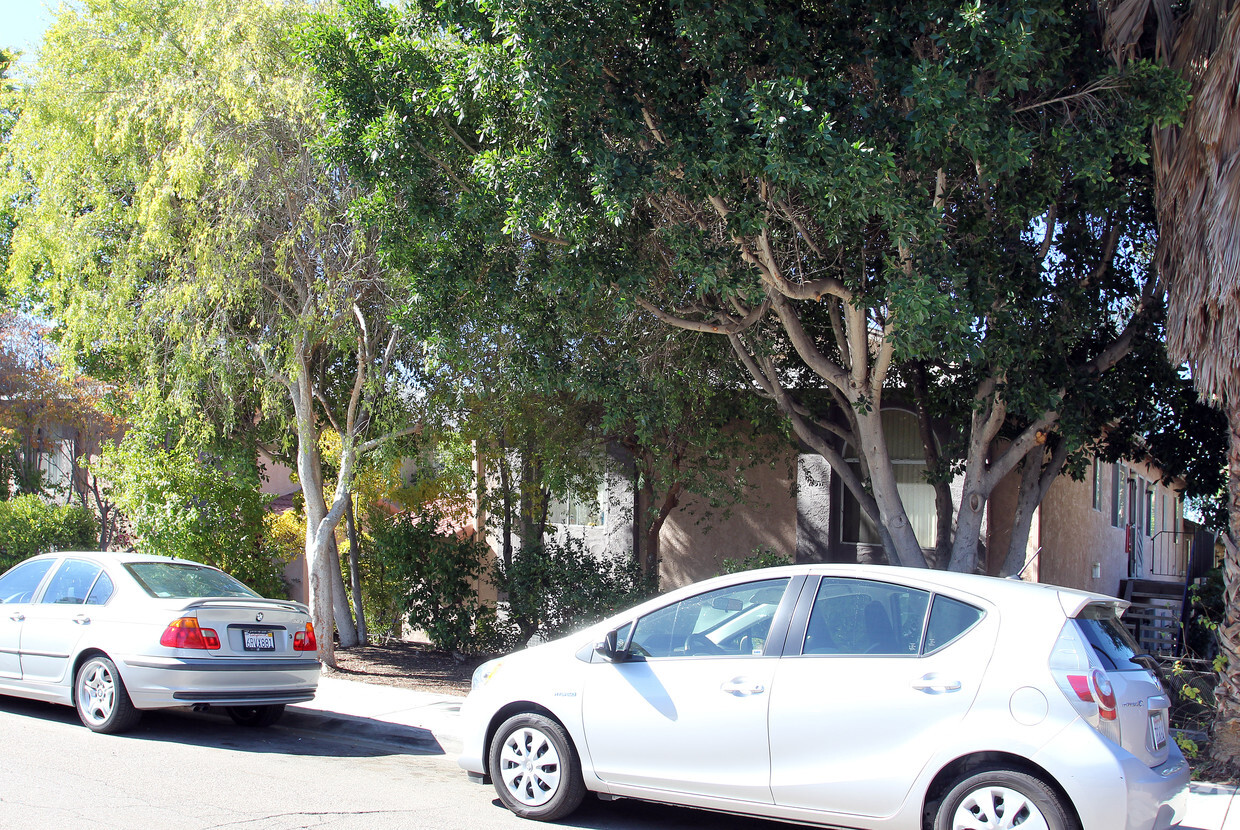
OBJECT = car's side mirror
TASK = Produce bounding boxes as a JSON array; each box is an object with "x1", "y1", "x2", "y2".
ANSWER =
[{"x1": 594, "y1": 629, "x2": 629, "y2": 663}]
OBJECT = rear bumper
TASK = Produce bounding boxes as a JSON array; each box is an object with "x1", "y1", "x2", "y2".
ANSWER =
[
  {"x1": 1034, "y1": 724, "x2": 1189, "y2": 830},
  {"x1": 119, "y1": 655, "x2": 320, "y2": 709}
]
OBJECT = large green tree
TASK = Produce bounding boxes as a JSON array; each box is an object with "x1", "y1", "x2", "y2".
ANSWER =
[
  {"x1": 4, "y1": 0, "x2": 413, "y2": 667},
  {"x1": 314, "y1": 0, "x2": 1185, "y2": 572}
]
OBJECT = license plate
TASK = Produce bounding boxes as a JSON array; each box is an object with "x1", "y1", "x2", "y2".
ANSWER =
[
  {"x1": 1151, "y1": 711, "x2": 1167, "y2": 750},
  {"x1": 243, "y1": 630, "x2": 275, "y2": 651}
]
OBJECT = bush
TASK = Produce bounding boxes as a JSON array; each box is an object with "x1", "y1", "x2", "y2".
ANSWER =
[
  {"x1": 96, "y1": 439, "x2": 288, "y2": 597},
  {"x1": 719, "y1": 546, "x2": 793, "y2": 575},
  {"x1": 494, "y1": 537, "x2": 657, "y2": 649},
  {"x1": 369, "y1": 508, "x2": 497, "y2": 653},
  {"x1": 0, "y1": 494, "x2": 98, "y2": 569}
]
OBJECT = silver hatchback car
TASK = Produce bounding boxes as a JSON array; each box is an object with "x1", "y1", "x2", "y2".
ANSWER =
[
  {"x1": 0, "y1": 551, "x2": 320, "y2": 733},
  {"x1": 459, "y1": 564, "x2": 1188, "y2": 830}
]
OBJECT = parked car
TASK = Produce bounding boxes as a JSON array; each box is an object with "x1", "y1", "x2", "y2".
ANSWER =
[
  {"x1": 459, "y1": 564, "x2": 1188, "y2": 830},
  {"x1": 0, "y1": 551, "x2": 320, "y2": 733}
]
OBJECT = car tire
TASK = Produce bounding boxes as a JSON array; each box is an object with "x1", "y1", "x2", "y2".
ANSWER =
[
  {"x1": 227, "y1": 704, "x2": 286, "y2": 727},
  {"x1": 489, "y1": 713, "x2": 586, "y2": 821},
  {"x1": 934, "y1": 767, "x2": 1079, "y2": 830},
  {"x1": 75, "y1": 654, "x2": 142, "y2": 734}
]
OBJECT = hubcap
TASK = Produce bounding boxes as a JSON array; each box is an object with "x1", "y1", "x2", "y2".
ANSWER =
[
  {"x1": 498, "y1": 727, "x2": 561, "y2": 807},
  {"x1": 78, "y1": 661, "x2": 116, "y2": 726},
  {"x1": 952, "y1": 786, "x2": 1050, "y2": 830}
]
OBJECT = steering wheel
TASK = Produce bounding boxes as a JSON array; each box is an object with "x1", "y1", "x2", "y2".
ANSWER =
[{"x1": 684, "y1": 632, "x2": 724, "y2": 656}]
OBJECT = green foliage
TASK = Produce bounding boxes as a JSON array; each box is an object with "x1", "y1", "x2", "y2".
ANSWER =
[
  {"x1": 368, "y1": 508, "x2": 498, "y2": 654},
  {"x1": 0, "y1": 494, "x2": 97, "y2": 569},
  {"x1": 719, "y1": 546, "x2": 794, "y2": 575},
  {"x1": 494, "y1": 537, "x2": 658, "y2": 649},
  {"x1": 1184, "y1": 569, "x2": 1225, "y2": 659},
  {"x1": 96, "y1": 437, "x2": 288, "y2": 597},
  {"x1": 310, "y1": 0, "x2": 1191, "y2": 571}
]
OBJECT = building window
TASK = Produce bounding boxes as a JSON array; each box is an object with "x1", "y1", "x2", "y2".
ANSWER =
[
  {"x1": 1110, "y1": 463, "x2": 1128, "y2": 528},
  {"x1": 1144, "y1": 485, "x2": 1155, "y2": 537},
  {"x1": 1092, "y1": 458, "x2": 1104, "y2": 511},
  {"x1": 548, "y1": 486, "x2": 604, "y2": 527},
  {"x1": 841, "y1": 410, "x2": 936, "y2": 549}
]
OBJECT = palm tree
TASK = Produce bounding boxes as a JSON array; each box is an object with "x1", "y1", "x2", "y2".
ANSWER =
[{"x1": 1098, "y1": 0, "x2": 1240, "y2": 764}]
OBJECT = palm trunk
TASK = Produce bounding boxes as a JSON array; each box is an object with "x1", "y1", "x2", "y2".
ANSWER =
[{"x1": 1210, "y1": 405, "x2": 1240, "y2": 765}]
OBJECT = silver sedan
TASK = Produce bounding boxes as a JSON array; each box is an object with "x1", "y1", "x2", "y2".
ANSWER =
[{"x1": 0, "y1": 550, "x2": 320, "y2": 733}]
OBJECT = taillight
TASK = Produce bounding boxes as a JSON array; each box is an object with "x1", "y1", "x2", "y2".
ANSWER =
[
  {"x1": 1091, "y1": 668, "x2": 1118, "y2": 721},
  {"x1": 160, "y1": 617, "x2": 221, "y2": 650},
  {"x1": 1049, "y1": 623, "x2": 1122, "y2": 744},
  {"x1": 293, "y1": 622, "x2": 317, "y2": 652}
]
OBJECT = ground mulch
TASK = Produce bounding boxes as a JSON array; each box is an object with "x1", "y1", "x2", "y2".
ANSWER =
[{"x1": 328, "y1": 640, "x2": 489, "y2": 696}]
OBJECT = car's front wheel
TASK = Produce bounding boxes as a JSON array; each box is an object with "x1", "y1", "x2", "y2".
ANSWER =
[
  {"x1": 75, "y1": 655, "x2": 142, "y2": 734},
  {"x1": 227, "y1": 704, "x2": 285, "y2": 727},
  {"x1": 934, "y1": 767, "x2": 1079, "y2": 830},
  {"x1": 488, "y1": 713, "x2": 586, "y2": 821}
]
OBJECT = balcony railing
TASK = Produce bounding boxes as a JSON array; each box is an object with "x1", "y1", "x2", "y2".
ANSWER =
[{"x1": 1150, "y1": 530, "x2": 1191, "y2": 578}]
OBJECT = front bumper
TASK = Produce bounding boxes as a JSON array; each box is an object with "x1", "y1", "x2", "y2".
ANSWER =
[{"x1": 120, "y1": 655, "x2": 320, "y2": 709}]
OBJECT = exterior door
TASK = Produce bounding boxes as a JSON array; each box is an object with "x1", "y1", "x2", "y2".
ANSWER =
[
  {"x1": 0, "y1": 559, "x2": 58, "y2": 680},
  {"x1": 581, "y1": 577, "x2": 790, "y2": 803},
  {"x1": 19, "y1": 558, "x2": 106, "y2": 684},
  {"x1": 768, "y1": 579, "x2": 998, "y2": 818}
]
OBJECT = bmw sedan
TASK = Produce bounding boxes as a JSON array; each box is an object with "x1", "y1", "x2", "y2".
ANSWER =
[
  {"x1": 0, "y1": 551, "x2": 320, "y2": 733},
  {"x1": 459, "y1": 564, "x2": 1188, "y2": 830}
]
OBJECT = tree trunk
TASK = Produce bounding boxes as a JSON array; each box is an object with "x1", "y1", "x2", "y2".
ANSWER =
[
  {"x1": 328, "y1": 533, "x2": 359, "y2": 648},
  {"x1": 643, "y1": 478, "x2": 683, "y2": 583},
  {"x1": 853, "y1": 407, "x2": 928, "y2": 568},
  {"x1": 345, "y1": 494, "x2": 368, "y2": 646},
  {"x1": 1002, "y1": 441, "x2": 1071, "y2": 577},
  {"x1": 1210, "y1": 404, "x2": 1240, "y2": 766}
]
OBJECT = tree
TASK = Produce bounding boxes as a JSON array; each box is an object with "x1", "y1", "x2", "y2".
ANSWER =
[
  {"x1": 97, "y1": 435, "x2": 288, "y2": 597},
  {"x1": 313, "y1": 0, "x2": 1186, "y2": 573},
  {"x1": 1097, "y1": 0, "x2": 1240, "y2": 764},
  {"x1": 0, "y1": 312, "x2": 125, "y2": 547},
  {"x1": 4, "y1": 0, "x2": 414, "y2": 667}
]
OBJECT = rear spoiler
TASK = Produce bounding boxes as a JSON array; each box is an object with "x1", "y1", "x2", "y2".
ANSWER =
[{"x1": 183, "y1": 598, "x2": 310, "y2": 614}]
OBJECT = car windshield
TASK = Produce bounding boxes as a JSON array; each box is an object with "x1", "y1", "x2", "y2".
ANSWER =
[{"x1": 124, "y1": 562, "x2": 260, "y2": 599}]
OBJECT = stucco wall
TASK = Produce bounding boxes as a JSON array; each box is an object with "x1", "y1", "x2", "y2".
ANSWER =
[
  {"x1": 657, "y1": 445, "x2": 799, "y2": 588},
  {"x1": 1036, "y1": 458, "x2": 1185, "y2": 596}
]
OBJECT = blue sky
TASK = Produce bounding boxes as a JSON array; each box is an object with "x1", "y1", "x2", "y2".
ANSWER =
[{"x1": 2, "y1": 1, "x2": 57, "y2": 70}]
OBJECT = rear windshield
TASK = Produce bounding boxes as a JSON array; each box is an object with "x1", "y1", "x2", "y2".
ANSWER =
[
  {"x1": 1075, "y1": 604, "x2": 1145, "y2": 671},
  {"x1": 124, "y1": 562, "x2": 260, "y2": 599}
]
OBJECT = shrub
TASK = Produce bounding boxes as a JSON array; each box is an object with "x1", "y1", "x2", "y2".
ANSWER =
[
  {"x1": 719, "y1": 545, "x2": 793, "y2": 575},
  {"x1": 369, "y1": 508, "x2": 497, "y2": 653},
  {"x1": 0, "y1": 494, "x2": 98, "y2": 569},
  {"x1": 96, "y1": 439, "x2": 288, "y2": 597},
  {"x1": 494, "y1": 537, "x2": 657, "y2": 649}
]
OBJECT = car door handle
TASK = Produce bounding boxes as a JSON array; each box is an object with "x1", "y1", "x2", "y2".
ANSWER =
[
  {"x1": 74, "y1": 614, "x2": 91, "y2": 625},
  {"x1": 912, "y1": 673, "x2": 962, "y2": 694},
  {"x1": 720, "y1": 678, "x2": 766, "y2": 696},
  {"x1": 8, "y1": 612, "x2": 24, "y2": 622}
]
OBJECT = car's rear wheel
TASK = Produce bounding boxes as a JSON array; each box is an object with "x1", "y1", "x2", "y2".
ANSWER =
[
  {"x1": 227, "y1": 704, "x2": 285, "y2": 727},
  {"x1": 489, "y1": 713, "x2": 586, "y2": 821},
  {"x1": 934, "y1": 767, "x2": 1078, "y2": 830},
  {"x1": 75, "y1": 655, "x2": 142, "y2": 734}
]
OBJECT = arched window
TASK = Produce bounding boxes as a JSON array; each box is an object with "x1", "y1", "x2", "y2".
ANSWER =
[{"x1": 840, "y1": 409, "x2": 937, "y2": 549}]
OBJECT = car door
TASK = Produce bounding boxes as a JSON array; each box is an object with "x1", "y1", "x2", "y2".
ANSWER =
[
  {"x1": 0, "y1": 558, "x2": 58, "y2": 681},
  {"x1": 768, "y1": 577, "x2": 998, "y2": 818},
  {"x1": 19, "y1": 558, "x2": 109, "y2": 685},
  {"x1": 581, "y1": 576, "x2": 795, "y2": 803}
]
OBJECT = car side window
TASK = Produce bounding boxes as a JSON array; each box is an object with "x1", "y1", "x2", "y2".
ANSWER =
[
  {"x1": 922, "y1": 595, "x2": 984, "y2": 654},
  {"x1": 40, "y1": 559, "x2": 104, "y2": 605},
  {"x1": 0, "y1": 559, "x2": 57, "y2": 605},
  {"x1": 803, "y1": 578, "x2": 930, "y2": 656},
  {"x1": 627, "y1": 578, "x2": 789, "y2": 659},
  {"x1": 85, "y1": 571, "x2": 115, "y2": 605}
]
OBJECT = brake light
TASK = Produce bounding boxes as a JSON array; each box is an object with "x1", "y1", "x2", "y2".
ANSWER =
[
  {"x1": 1091, "y1": 668, "x2": 1118, "y2": 721},
  {"x1": 160, "y1": 617, "x2": 221, "y2": 650},
  {"x1": 293, "y1": 622, "x2": 317, "y2": 652}
]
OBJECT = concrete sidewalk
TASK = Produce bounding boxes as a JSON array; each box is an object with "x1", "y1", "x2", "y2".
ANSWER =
[{"x1": 289, "y1": 676, "x2": 1240, "y2": 829}]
